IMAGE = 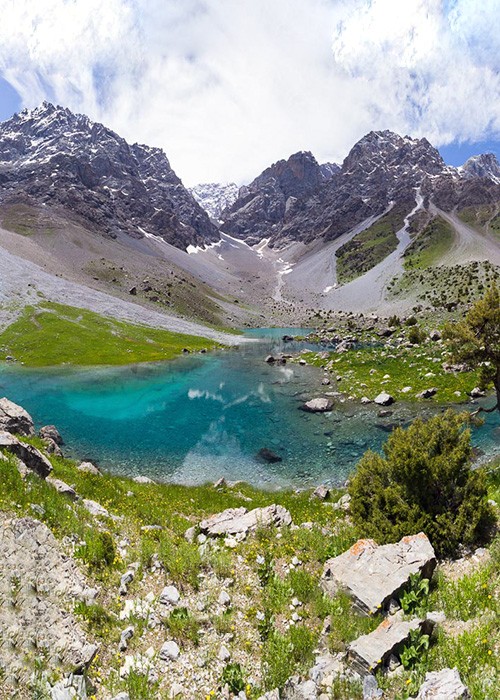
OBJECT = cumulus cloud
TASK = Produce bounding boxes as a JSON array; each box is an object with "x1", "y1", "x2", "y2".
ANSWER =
[{"x1": 0, "y1": 0, "x2": 498, "y2": 184}]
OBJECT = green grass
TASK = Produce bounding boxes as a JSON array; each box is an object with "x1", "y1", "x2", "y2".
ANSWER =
[
  {"x1": 0, "y1": 301, "x2": 224, "y2": 366},
  {"x1": 335, "y1": 204, "x2": 407, "y2": 284},
  {"x1": 0, "y1": 203, "x2": 56, "y2": 237},
  {"x1": 404, "y1": 216, "x2": 455, "y2": 270},
  {"x1": 457, "y1": 204, "x2": 498, "y2": 232},
  {"x1": 300, "y1": 340, "x2": 482, "y2": 403}
]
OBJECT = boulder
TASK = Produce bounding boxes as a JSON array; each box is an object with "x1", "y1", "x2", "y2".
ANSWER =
[
  {"x1": 322, "y1": 533, "x2": 436, "y2": 614},
  {"x1": 348, "y1": 617, "x2": 430, "y2": 675},
  {"x1": 429, "y1": 330, "x2": 442, "y2": 341},
  {"x1": 50, "y1": 674, "x2": 87, "y2": 700},
  {"x1": 256, "y1": 447, "x2": 283, "y2": 463},
  {"x1": 39, "y1": 425, "x2": 63, "y2": 444},
  {"x1": 198, "y1": 504, "x2": 292, "y2": 537},
  {"x1": 470, "y1": 387, "x2": 485, "y2": 398},
  {"x1": 0, "y1": 397, "x2": 35, "y2": 435},
  {"x1": 82, "y1": 499, "x2": 110, "y2": 518},
  {"x1": 363, "y1": 675, "x2": 384, "y2": 699},
  {"x1": 44, "y1": 437, "x2": 63, "y2": 456},
  {"x1": 133, "y1": 475, "x2": 155, "y2": 484},
  {"x1": 309, "y1": 654, "x2": 344, "y2": 686},
  {"x1": 301, "y1": 398, "x2": 333, "y2": 412},
  {"x1": 159, "y1": 585, "x2": 180, "y2": 606},
  {"x1": 46, "y1": 477, "x2": 78, "y2": 501},
  {"x1": 417, "y1": 388, "x2": 437, "y2": 399},
  {"x1": 311, "y1": 485, "x2": 330, "y2": 500},
  {"x1": 373, "y1": 392, "x2": 394, "y2": 406},
  {"x1": 281, "y1": 676, "x2": 318, "y2": 699},
  {"x1": 77, "y1": 461, "x2": 101, "y2": 475},
  {"x1": 159, "y1": 640, "x2": 180, "y2": 661},
  {"x1": 0, "y1": 431, "x2": 52, "y2": 478},
  {"x1": 416, "y1": 668, "x2": 470, "y2": 699}
]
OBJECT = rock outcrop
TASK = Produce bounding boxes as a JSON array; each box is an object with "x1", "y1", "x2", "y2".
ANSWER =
[
  {"x1": 0, "y1": 396, "x2": 35, "y2": 435},
  {"x1": 322, "y1": 533, "x2": 436, "y2": 614},
  {"x1": 197, "y1": 504, "x2": 292, "y2": 537},
  {"x1": 416, "y1": 667, "x2": 471, "y2": 699},
  {"x1": 0, "y1": 430, "x2": 53, "y2": 477},
  {"x1": 0, "y1": 515, "x2": 98, "y2": 687}
]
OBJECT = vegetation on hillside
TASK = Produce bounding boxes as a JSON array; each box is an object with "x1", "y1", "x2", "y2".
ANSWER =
[
  {"x1": 335, "y1": 204, "x2": 408, "y2": 284},
  {"x1": 0, "y1": 302, "x2": 225, "y2": 366},
  {"x1": 403, "y1": 216, "x2": 455, "y2": 270}
]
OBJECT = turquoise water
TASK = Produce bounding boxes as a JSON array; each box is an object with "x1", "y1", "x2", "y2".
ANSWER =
[{"x1": 0, "y1": 328, "x2": 498, "y2": 488}]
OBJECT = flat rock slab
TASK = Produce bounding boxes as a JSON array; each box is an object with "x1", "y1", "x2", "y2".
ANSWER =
[
  {"x1": 0, "y1": 397, "x2": 35, "y2": 436},
  {"x1": 0, "y1": 430, "x2": 53, "y2": 478},
  {"x1": 416, "y1": 668, "x2": 470, "y2": 699},
  {"x1": 322, "y1": 533, "x2": 436, "y2": 614},
  {"x1": 348, "y1": 617, "x2": 423, "y2": 675},
  {"x1": 199, "y1": 504, "x2": 292, "y2": 536}
]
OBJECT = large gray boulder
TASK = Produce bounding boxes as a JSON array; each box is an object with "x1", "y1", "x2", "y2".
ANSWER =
[
  {"x1": 281, "y1": 676, "x2": 318, "y2": 699},
  {"x1": 416, "y1": 668, "x2": 470, "y2": 699},
  {"x1": 322, "y1": 533, "x2": 436, "y2": 614},
  {"x1": 301, "y1": 397, "x2": 333, "y2": 412},
  {"x1": 0, "y1": 397, "x2": 35, "y2": 435},
  {"x1": 198, "y1": 504, "x2": 292, "y2": 537},
  {"x1": 373, "y1": 392, "x2": 394, "y2": 406},
  {"x1": 348, "y1": 617, "x2": 431, "y2": 675},
  {"x1": 50, "y1": 674, "x2": 87, "y2": 700},
  {"x1": 40, "y1": 425, "x2": 63, "y2": 445},
  {"x1": 0, "y1": 431, "x2": 53, "y2": 478}
]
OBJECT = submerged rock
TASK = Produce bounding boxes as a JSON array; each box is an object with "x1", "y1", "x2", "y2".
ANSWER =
[
  {"x1": 322, "y1": 533, "x2": 436, "y2": 614},
  {"x1": 256, "y1": 447, "x2": 283, "y2": 463}
]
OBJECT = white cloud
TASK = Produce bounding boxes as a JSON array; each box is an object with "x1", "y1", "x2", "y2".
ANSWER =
[{"x1": 0, "y1": 0, "x2": 499, "y2": 184}]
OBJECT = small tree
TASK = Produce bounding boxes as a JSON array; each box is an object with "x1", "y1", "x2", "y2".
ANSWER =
[
  {"x1": 444, "y1": 283, "x2": 500, "y2": 413},
  {"x1": 348, "y1": 410, "x2": 493, "y2": 558}
]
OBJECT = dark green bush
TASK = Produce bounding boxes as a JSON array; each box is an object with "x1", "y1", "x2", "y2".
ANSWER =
[{"x1": 348, "y1": 411, "x2": 494, "y2": 558}]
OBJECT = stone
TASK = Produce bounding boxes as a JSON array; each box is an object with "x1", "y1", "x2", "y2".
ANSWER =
[
  {"x1": 417, "y1": 388, "x2": 438, "y2": 399},
  {"x1": 332, "y1": 493, "x2": 351, "y2": 511},
  {"x1": 40, "y1": 424, "x2": 63, "y2": 444},
  {"x1": 111, "y1": 694, "x2": 130, "y2": 700},
  {"x1": 282, "y1": 676, "x2": 318, "y2": 699},
  {"x1": 213, "y1": 477, "x2": 227, "y2": 488},
  {"x1": 0, "y1": 431, "x2": 52, "y2": 478},
  {"x1": 119, "y1": 571, "x2": 135, "y2": 595},
  {"x1": 265, "y1": 355, "x2": 276, "y2": 363},
  {"x1": 0, "y1": 397, "x2": 35, "y2": 435},
  {"x1": 82, "y1": 499, "x2": 110, "y2": 518},
  {"x1": 363, "y1": 675, "x2": 384, "y2": 699},
  {"x1": 159, "y1": 585, "x2": 180, "y2": 605},
  {"x1": 256, "y1": 447, "x2": 283, "y2": 463},
  {"x1": 198, "y1": 504, "x2": 292, "y2": 537},
  {"x1": 218, "y1": 590, "x2": 231, "y2": 607},
  {"x1": 361, "y1": 396, "x2": 372, "y2": 404},
  {"x1": 470, "y1": 387, "x2": 485, "y2": 398},
  {"x1": 77, "y1": 461, "x2": 101, "y2": 475},
  {"x1": 170, "y1": 684, "x2": 184, "y2": 698},
  {"x1": 429, "y1": 330, "x2": 442, "y2": 341},
  {"x1": 119, "y1": 626, "x2": 135, "y2": 651},
  {"x1": 45, "y1": 437, "x2": 63, "y2": 456},
  {"x1": 46, "y1": 477, "x2": 78, "y2": 501},
  {"x1": 373, "y1": 392, "x2": 394, "y2": 406},
  {"x1": 133, "y1": 475, "x2": 155, "y2": 483},
  {"x1": 218, "y1": 644, "x2": 231, "y2": 661},
  {"x1": 416, "y1": 668, "x2": 470, "y2": 699},
  {"x1": 50, "y1": 674, "x2": 87, "y2": 700},
  {"x1": 348, "y1": 617, "x2": 428, "y2": 675},
  {"x1": 312, "y1": 485, "x2": 330, "y2": 500},
  {"x1": 426, "y1": 610, "x2": 446, "y2": 626},
  {"x1": 322, "y1": 533, "x2": 436, "y2": 614},
  {"x1": 309, "y1": 654, "x2": 344, "y2": 686},
  {"x1": 159, "y1": 640, "x2": 180, "y2": 661},
  {"x1": 257, "y1": 692, "x2": 280, "y2": 700},
  {"x1": 129, "y1": 286, "x2": 137, "y2": 295},
  {"x1": 301, "y1": 397, "x2": 333, "y2": 412}
]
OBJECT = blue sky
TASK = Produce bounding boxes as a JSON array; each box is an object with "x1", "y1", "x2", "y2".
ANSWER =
[{"x1": 1, "y1": 1, "x2": 499, "y2": 184}]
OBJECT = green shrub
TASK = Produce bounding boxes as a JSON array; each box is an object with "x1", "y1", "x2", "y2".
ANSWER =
[
  {"x1": 220, "y1": 663, "x2": 246, "y2": 694},
  {"x1": 407, "y1": 325, "x2": 426, "y2": 344},
  {"x1": 348, "y1": 411, "x2": 494, "y2": 557},
  {"x1": 158, "y1": 537, "x2": 202, "y2": 590},
  {"x1": 164, "y1": 607, "x2": 200, "y2": 646},
  {"x1": 400, "y1": 573, "x2": 429, "y2": 615}
]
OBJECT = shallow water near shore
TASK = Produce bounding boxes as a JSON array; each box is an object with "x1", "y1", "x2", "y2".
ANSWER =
[{"x1": 0, "y1": 328, "x2": 499, "y2": 488}]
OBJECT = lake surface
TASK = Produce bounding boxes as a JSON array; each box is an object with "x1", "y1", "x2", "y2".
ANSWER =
[{"x1": 0, "y1": 328, "x2": 499, "y2": 488}]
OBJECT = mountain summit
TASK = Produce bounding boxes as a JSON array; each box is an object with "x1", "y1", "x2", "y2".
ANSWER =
[{"x1": 0, "y1": 102, "x2": 218, "y2": 248}]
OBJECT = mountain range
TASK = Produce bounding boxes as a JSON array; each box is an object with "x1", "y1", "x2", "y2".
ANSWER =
[{"x1": 1, "y1": 102, "x2": 500, "y2": 329}]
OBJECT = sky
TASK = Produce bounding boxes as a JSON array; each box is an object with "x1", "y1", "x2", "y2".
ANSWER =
[{"x1": 0, "y1": 0, "x2": 499, "y2": 186}]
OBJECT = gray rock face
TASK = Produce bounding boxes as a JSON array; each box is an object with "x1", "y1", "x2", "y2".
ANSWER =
[
  {"x1": 0, "y1": 397, "x2": 35, "y2": 435},
  {"x1": 348, "y1": 617, "x2": 426, "y2": 675},
  {"x1": 0, "y1": 102, "x2": 218, "y2": 249},
  {"x1": 322, "y1": 533, "x2": 436, "y2": 614},
  {"x1": 46, "y1": 476, "x2": 78, "y2": 500},
  {"x1": 363, "y1": 675, "x2": 384, "y2": 699},
  {"x1": 50, "y1": 674, "x2": 87, "y2": 700},
  {"x1": 301, "y1": 398, "x2": 334, "y2": 413},
  {"x1": 82, "y1": 498, "x2": 110, "y2": 518},
  {"x1": 198, "y1": 504, "x2": 292, "y2": 537},
  {"x1": 0, "y1": 430, "x2": 53, "y2": 477},
  {"x1": 77, "y1": 461, "x2": 101, "y2": 475},
  {"x1": 0, "y1": 515, "x2": 97, "y2": 688},
  {"x1": 417, "y1": 388, "x2": 438, "y2": 399},
  {"x1": 416, "y1": 668, "x2": 470, "y2": 699}
]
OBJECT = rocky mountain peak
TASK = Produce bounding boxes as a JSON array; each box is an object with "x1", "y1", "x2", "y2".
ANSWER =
[
  {"x1": 189, "y1": 182, "x2": 239, "y2": 221},
  {"x1": 0, "y1": 103, "x2": 218, "y2": 249},
  {"x1": 460, "y1": 153, "x2": 500, "y2": 183}
]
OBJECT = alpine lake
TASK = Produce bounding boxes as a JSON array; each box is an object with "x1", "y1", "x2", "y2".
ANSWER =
[{"x1": 1, "y1": 328, "x2": 499, "y2": 489}]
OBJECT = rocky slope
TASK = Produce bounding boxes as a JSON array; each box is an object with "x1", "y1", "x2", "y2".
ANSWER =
[
  {"x1": 0, "y1": 103, "x2": 218, "y2": 249},
  {"x1": 220, "y1": 131, "x2": 500, "y2": 248},
  {"x1": 189, "y1": 182, "x2": 239, "y2": 221}
]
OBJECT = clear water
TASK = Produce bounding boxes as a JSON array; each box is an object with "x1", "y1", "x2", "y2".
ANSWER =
[{"x1": 0, "y1": 328, "x2": 498, "y2": 489}]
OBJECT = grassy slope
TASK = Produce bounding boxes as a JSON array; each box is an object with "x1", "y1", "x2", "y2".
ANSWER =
[
  {"x1": 335, "y1": 205, "x2": 407, "y2": 284},
  {"x1": 0, "y1": 441, "x2": 498, "y2": 700},
  {"x1": 403, "y1": 216, "x2": 455, "y2": 270},
  {"x1": 0, "y1": 302, "x2": 225, "y2": 367}
]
